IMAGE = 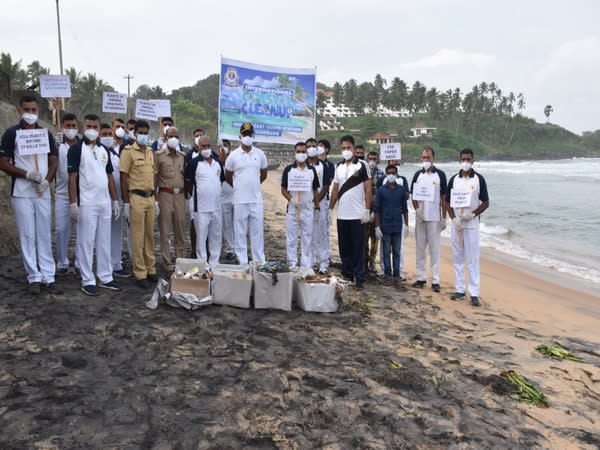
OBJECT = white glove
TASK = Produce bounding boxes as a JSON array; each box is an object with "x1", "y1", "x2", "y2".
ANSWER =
[
  {"x1": 461, "y1": 211, "x2": 475, "y2": 221},
  {"x1": 415, "y1": 208, "x2": 425, "y2": 222},
  {"x1": 288, "y1": 198, "x2": 299, "y2": 209},
  {"x1": 70, "y1": 203, "x2": 80, "y2": 223},
  {"x1": 123, "y1": 203, "x2": 131, "y2": 224},
  {"x1": 328, "y1": 209, "x2": 333, "y2": 224},
  {"x1": 441, "y1": 217, "x2": 447, "y2": 231},
  {"x1": 375, "y1": 226, "x2": 383, "y2": 240},
  {"x1": 360, "y1": 208, "x2": 372, "y2": 224},
  {"x1": 403, "y1": 225, "x2": 409, "y2": 239},
  {"x1": 369, "y1": 211, "x2": 375, "y2": 223},
  {"x1": 112, "y1": 201, "x2": 120, "y2": 220},
  {"x1": 155, "y1": 201, "x2": 160, "y2": 217},
  {"x1": 26, "y1": 171, "x2": 42, "y2": 183},
  {"x1": 55, "y1": 132, "x2": 64, "y2": 145},
  {"x1": 35, "y1": 179, "x2": 49, "y2": 195},
  {"x1": 452, "y1": 216, "x2": 463, "y2": 231}
]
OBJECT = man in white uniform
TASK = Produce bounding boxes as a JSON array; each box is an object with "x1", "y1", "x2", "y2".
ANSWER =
[
  {"x1": 224, "y1": 122, "x2": 268, "y2": 265},
  {"x1": 219, "y1": 139, "x2": 236, "y2": 261},
  {"x1": 410, "y1": 147, "x2": 447, "y2": 293},
  {"x1": 185, "y1": 135, "x2": 224, "y2": 268},
  {"x1": 0, "y1": 94, "x2": 61, "y2": 295},
  {"x1": 68, "y1": 114, "x2": 121, "y2": 296},
  {"x1": 186, "y1": 127, "x2": 205, "y2": 258},
  {"x1": 55, "y1": 112, "x2": 80, "y2": 276},
  {"x1": 447, "y1": 148, "x2": 489, "y2": 307},
  {"x1": 281, "y1": 142, "x2": 320, "y2": 268}
]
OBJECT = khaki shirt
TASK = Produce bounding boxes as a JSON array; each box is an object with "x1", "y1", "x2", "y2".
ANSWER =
[
  {"x1": 120, "y1": 142, "x2": 155, "y2": 191},
  {"x1": 154, "y1": 149, "x2": 185, "y2": 189}
]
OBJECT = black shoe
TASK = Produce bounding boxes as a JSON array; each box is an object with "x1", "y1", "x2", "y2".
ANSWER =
[
  {"x1": 354, "y1": 282, "x2": 364, "y2": 290},
  {"x1": 113, "y1": 269, "x2": 131, "y2": 278},
  {"x1": 470, "y1": 296, "x2": 481, "y2": 307},
  {"x1": 412, "y1": 280, "x2": 426, "y2": 288},
  {"x1": 451, "y1": 292, "x2": 465, "y2": 301},
  {"x1": 29, "y1": 282, "x2": 41, "y2": 295},
  {"x1": 81, "y1": 285, "x2": 99, "y2": 296},
  {"x1": 136, "y1": 279, "x2": 151, "y2": 289},
  {"x1": 225, "y1": 252, "x2": 235, "y2": 261},
  {"x1": 432, "y1": 283, "x2": 441, "y2": 293},
  {"x1": 99, "y1": 280, "x2": 122, "y2": 291},
  {"x1": 74, "y1": 268, "x2": 82, "y2": 279},
  {"x1": 56, "y1": 267, "x2": 69, "y2": 277},
  {"x1": 42, "y1": 282, "x2": 63, "y2": 295},
  {"x1": 147, "y1": 273, "x2": 158, "y2": 283}
]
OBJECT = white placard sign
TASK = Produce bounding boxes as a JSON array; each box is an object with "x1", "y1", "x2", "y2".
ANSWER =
[
  {"x1": 135, "y1": 99, "x2": 159, "y2": 121},
  {"x1": 102, "y1": 92, "x2": 128, "y2": 114},
  {"x1": 40, "y1": 75, "x2": 71, "y2": 98},
  {"x1": 450, "y1": 188, "x2": 472, "y2": 208},
  {"x1": 15, "y1": 129, "x2": 50, "y2": 156},
  {"x1": 287, "y1": 172, "x2": 312, "y2": 192},
  {"x1": 412, "y1": 181, "x2": 435, "y2": 202},
  {"x1": 379, "y1": 142, "x2": 401, "y2": 160},
  {"x1": 151, "y1": 99, "x2": 171, "y2": 117}
]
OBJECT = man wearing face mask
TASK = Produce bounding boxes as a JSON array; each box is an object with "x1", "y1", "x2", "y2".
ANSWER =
[
  {"x1": 126, "y1": 119, "x2": 137, "y2": 143},
  {"x1": 447, "y1": 149, "x2": 489, "y2": 307},
  {"x1": 112, "y1": 117, "x2": 128, "y2": 153},
  {"x1": 329, "y1": 135, "x2": 372, "y2": 289},
  {"x1": 152, "y1": 117, "x2": 174, "y2": 152},
  {"x1": 54, "y1": 112, "x2": 80, "y2": 276},
  {"x1": 68, "y1": 115, "x2": 121, "y2": 296},
  {"x1": 410, "y1": 146, "x2": 447, "y2": 293},
  {"x1": 224, "y1": 122, "x2": 268, "y2": 265},
  {"x1": 0, "y1": 95, "x2": 61, "y2": 295},
  {"x1": 120, "y1": 120, "x2": 159, "y2": 289},
  {"x1": 186, "y1": 128, "x2": 205, "y2": 258},
  {"x1": 365, "y1": 151, "x2": 385, "y2": 274},
  {"x1": 281, "y1": 142, "x2": 320, "y2": 268},
  {"x1": 219, "y1": 138, "x2": 236, "y2": 261},
  {"x1": 100, "y1": 123, "x2": 130, "y2": 279},
  {"x1": 185, "y1": 135, "x2": 224, "y2": 268},
  {"x1": 154, "y1": 126, "x2": 186, "y2": 269}
]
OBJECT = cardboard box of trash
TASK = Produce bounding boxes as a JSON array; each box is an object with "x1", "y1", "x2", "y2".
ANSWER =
[
  {"x1": 251, "y1": 262, "x2": 293, "y2": 311},
  {"x1": 170, "y1": 258, "x2": 210, "y2": 298},
  {"x1": 212, "y1": 264, "x2": 252, "y2": 308},
  {"x1": 293, "y1": 277, "x2": 338, "y2": 312}
]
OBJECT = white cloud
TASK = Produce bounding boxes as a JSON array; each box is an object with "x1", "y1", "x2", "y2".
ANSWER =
[
  {"x1": 402, "y1": 49, "x2": 495, "y2": 69},
  {"x1": 536, "y1": 37, "x2": 600, "y2": 82}
]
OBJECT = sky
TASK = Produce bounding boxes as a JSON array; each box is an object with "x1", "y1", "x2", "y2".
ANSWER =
[{"x1": 2, "y1": 0, "x2": 599, "y2": 134}]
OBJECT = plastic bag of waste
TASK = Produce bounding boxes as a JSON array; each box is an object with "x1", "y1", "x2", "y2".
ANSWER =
[{"x1": 164, "y1": 291, "x2": 213, "y2": 310}]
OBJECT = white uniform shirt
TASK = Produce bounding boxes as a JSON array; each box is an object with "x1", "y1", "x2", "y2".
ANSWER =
[
  {"x1": 411, "y1": 168, "x2": 447, "y2": 222},
  {"x1": 194, "y1": 159, "x2": 222, "y2": 213},
  {"x1": 76, "y1": 142, "x2": 112, "y2": 206},
  {"x1": 55, "y1": 142, "x2": 71, "y2": 199},
  {"x1": 224, "y1": 146, "x2": 268, "y2": 205},
  {"x1": 109, "y1": 147, "x2": 121, "y2": 201},
  {"x1": 447, "y1": 171, "x2": 489, "y2": 229},
  {"x1": 281, "y1": 163, "x2": 318, "y2": 205},
  {"x1": 334, "y1": 159, "x2": 370, "y2": 220}
]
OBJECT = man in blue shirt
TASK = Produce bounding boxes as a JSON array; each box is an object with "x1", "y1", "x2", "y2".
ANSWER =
[{"x1": 374, "y1": 165, "x2": 409, "y2": 285}]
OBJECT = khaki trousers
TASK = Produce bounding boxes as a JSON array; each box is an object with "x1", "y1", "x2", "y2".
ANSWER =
[
  {"x1": 158, "y1": 191, "x2": 186, "y2": 265},
  {"x1": 130, "y1": 194, "x2": 156, "y2": 280}
]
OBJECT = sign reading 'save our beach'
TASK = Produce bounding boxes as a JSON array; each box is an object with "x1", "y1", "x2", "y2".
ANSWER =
[
  {"x1": 218, "y1": 57, "x2": 316, "y2": 145},
  {"x1": 15, "y1": 129, "x2": 50, "y2": 156}
]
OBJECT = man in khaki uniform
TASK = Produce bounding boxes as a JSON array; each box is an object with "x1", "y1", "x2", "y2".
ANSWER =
[
  {"x1": 154, "y1": 126, "x2": 186, "y2": 268},
  {"x1": 120, "y1": 120, "x2": 159, "y2": 289}
]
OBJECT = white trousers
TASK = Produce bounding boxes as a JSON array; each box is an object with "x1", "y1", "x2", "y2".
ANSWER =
[
  {"x1": 55, "y1": 196, "x2": 73, "y2": 269},
  {"x1": 286, "y1": 204, "x2": 314, "y2": 268},
  {"x1": 415, "y1": 220, "x2": 441, "y2": 284},
  {"x1": 311, "y1": 197, "x2": 330, "y2": 270},
  {"x1": 111, "y1": 207, "x2": 124, "y2": 271},
  {"x1": 221, "y1": 202, "x2": 234, "y2": 253},
  {"x1": 233, "y1": 202, "x2": 265, "y2": 265},
  {"x1": 194, "y1": 209, "x2": 223, "y2": 268},
  {"x1": 12, "y1": 197, "x2": 55, "y2": 284},
  {"x1": 451, "y1": 226, "x2": 480, "y2": 296},
  {"x1": 77, "y1": 203, "x2": 113, "y2": 286}
]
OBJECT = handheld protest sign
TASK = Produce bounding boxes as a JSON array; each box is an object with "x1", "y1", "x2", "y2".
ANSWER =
[
  {"x1": 16, "y1": 129, "x2": 51, "y2": 158},
  {"x1": 152, "y1": 99, "x2": 171, "y2": 117},
  {"x1": 412, "y1": 181, "x2": 435, "y2": 202},
  {"x1": 135, "y1": 99, "x2": 159, "y2": 121},
  {"x1": 450, "y1": 188, "x2": 472, "y2": 209},
  {"x1": 379, "y1": 142, "x2": 401, "y2": 161},
  {"x1": 40, "y1": 75, "x2": 71, "y2": 98},
  {"x1": 103, "y1": 92, "x2": 128, "y2": 114},
  {"x1": 287, "y1": 172, "x2": 312, "y2": 192}
]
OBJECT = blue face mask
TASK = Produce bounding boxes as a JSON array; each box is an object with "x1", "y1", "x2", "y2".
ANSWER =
[{"x1": 136, "y1": 134, "x2": 149, "y2": 146}]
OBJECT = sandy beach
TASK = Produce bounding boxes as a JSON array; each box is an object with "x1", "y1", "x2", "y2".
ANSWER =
[{"x1": 0, "y1": 168, "x2": 598, "y2": 449}]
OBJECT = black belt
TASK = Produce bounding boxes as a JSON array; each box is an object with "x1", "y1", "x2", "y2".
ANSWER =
[{"x1": 130, "y1": 189, "x2": 154, "y2": 198}]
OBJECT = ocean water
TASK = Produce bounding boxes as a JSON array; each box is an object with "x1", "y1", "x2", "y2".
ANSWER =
[{"x1": 399, "y1": 158, "x2": 600, "y2": 283}]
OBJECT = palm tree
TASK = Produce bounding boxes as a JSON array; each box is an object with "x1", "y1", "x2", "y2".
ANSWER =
[
  {"x1": 69, "y1": 72, "x2": 114, "y2": 116},
  {"x1": 544, "y1": 105, "x2": 553, "y2": 123},
  {"x1": 332, "y1": 82, "x2": 343, "y2": 106},
  {"x1": 0, "y1": 52, "x2": 27, "y2": 94},
  {"x1": 149, "y1": 85, "x2": 167, "y2": 99},
  {"x1": 65, "y1": 67, "x2": 82, "y2": 91},
  {"x1": 26, "y1": 60, "x2": 50, "y2": 87},
  {"x1": 517, "y1": 93, "x2": 525, "y2": 113}
]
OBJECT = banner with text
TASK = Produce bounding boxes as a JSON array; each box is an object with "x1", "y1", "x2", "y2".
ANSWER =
[
  {"x1": 218, "y1": 57, "x2": 316, "y2": 145},
  {"x1": 40, "y1": 75, "x2": 71, "y2": 98},
  {"x1": 102, "y1": 92, "x2": 128, "y2": 114}
]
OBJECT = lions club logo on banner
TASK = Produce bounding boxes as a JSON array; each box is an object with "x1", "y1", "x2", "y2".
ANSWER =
[{"x1": 224, "y1": 67, "x2": 240, "y2": 87}]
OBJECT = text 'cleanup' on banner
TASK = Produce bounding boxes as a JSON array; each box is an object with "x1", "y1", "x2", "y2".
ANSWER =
[{"x1": 218, "y1": 57, "x2": 316, "y2": 145}]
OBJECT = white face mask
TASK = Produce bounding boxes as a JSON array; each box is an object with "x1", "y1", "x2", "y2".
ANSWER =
[
  {"x1": 461, "y1": 161, "x2": 472, "y2": 172},
  {"x1": 22, "y1": 112, "x2": 38, "y2": 125},
  {"x1": 422, "y1": 161, "x2": 432, "y2": 170},
  {"x1": 317, "y1": 146, "x2": 325, "y2": 155},
  {"x1": 163, "y1": 125, "x2": 171, "y2": 136},
  {"x1": 115, "y1": 127, "x2": 125, "y2": 138},
  {"x1": 100, "y1": 136, "x2": 114, "y2": 148},
  {"x1": 342, "y1": 150, "x2": 354, "y2": 161},
  {"x1": 295, "y1": 153, "x2": 308, "y2": 163},
  {"x1": 307, "y1": 147, "x2": 318, "y2": 158},
  {"x1": 63, "y1": 128, "x2": 78, "y2": 140},
  {"x1": 167, "y1": 137, "x2": 180, "y2": 149},
  {"x1": 222, "y1": 146, "x2": 229, "y2": 154},
  {"x1": 368, "y1": 160, "x2": 378, "y2": 169},
  {"x1": 201, "y1": 149, "x2": 213, "y2": 159},
  {"x1": 84, "y1": 129, "x2": 99, "y2": 142},
  {"x1": 128, "y1": 130, "x2": 136, "y2": 140},
  {"x1": 241, "y1": 136, "x2": 253, "y2": 147},
  {"x1": 386, "y1": 174, "x2": 397, "y2": 183},
  {"x1": 194, "y1": 136, "x2": 201, "y2": 146}
]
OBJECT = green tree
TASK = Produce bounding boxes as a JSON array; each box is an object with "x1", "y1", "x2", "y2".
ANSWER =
[
  {"x1": 316, "y1": 91, "x2": 327, "y2": 110},
  {"x1": 0, "y1": 52, "x2": 27, "y2": 94},
  {"x1": 409, "y1": 81, "x2": 427, "y2": 115},
  {"x1": 544, "y1": 105, "x2": 553, "y2": 123},
  {"x1": 26, "y1": 60, "x2": 50, "y2": 87},
  {"x1": 332, "y1": 82, "x2": 343, "y2": 106},
  {"x1": 69, "y1": 72, "x2": 113, "y2": 117},
  {"x1": 343, "y1": 79, "x2": 358, "y2": 111}
]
